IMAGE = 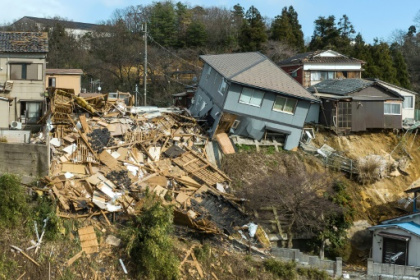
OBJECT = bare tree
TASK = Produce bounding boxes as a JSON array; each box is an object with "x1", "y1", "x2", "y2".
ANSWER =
[{"x1": 244, "y1": 166, "x2": 341, "y2": 249}]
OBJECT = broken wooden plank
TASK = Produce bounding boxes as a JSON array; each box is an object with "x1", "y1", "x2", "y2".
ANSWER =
[
  {"x1": 79, "y1": 115, "x2": 90, "y2": 133},
  {"x1": 67, "y1": 250, "x2": 84, "y2": 266},
  {"x1": 52, "y1": 186, "x2": 70, "y2": 211},
  {"x1": 216, "y1": 133, "x2": 235, "y2": 154}
]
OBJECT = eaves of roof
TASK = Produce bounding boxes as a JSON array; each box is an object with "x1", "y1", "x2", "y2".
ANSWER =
[{"x1": 368, "y1": 222, "x2": 420, "y2": 238}]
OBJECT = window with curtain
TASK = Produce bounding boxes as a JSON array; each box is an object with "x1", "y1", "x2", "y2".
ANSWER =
[
  {"x1": 10, "y1": 63, "x2": 42, "y2": 80},
  {"x1": 311, "y1": 71, "x2": 335, "y2": 81},
  {"x1": 384, "y1": 103, "x2": 401, "y2": 115},
  {"x1": 403, "y1": 96, "x2": 414, "y2": 109},
  {"x1": 273, "y1": 96, "x2": 298, "y2": 114},
  {"x1": 239, "y1": 88, "x2": 264, "y2": 107}
]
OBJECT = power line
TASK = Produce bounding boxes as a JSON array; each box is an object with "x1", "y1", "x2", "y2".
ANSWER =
[
  {"x1": 147, "y1": 61, "x2": 197, "y2": 88},
  {"x1": 147, "y1": 34, "x2": 203, "y2": 70}
]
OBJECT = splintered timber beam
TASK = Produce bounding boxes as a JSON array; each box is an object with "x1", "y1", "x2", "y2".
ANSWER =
[{"x1": 67, "y1": 114, "x2": 98, "y2": 160}]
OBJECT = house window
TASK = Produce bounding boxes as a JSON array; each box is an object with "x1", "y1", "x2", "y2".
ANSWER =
[
  {"x1": 231, "y1": 120, "x2": 240, "y2": 129},
  {"x1": 206, "y1": 66, "x2": 212, "y2": 79},
  {"x1": 10, "y1": 63, "x2": 42, "y2": 80},
  {"x1": 291, "y1": 70, "x2": 298, "y2": 78},
  {"x1": 21, "y1": 101, "x2": 42, "y2": 123},
  {"x1": 384, "y1": 103, "x2": 401, "y2": 115},
  {"x1": 311, "y1": 71, "x2": 335, "y2": 81},
  {"x1": 48, "y1": 77, "x2": 56, "y2": 87},
  {"x1": 273, "y1": 96, "x2": 298, "y2": 114},
  {"x1": 239, "y1": 88, "x2": 264, "y2": 107},
  {"x1": 403, "y1": 96, "x2": 414, "y2": 109},
  {"x1": 218, "y1": 78, "x2": 228, "y2": 95}
]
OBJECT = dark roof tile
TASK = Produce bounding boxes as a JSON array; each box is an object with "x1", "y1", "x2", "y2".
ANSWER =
[{"x1": 0, "y1": 32, "x2": 48, "y2": 53}]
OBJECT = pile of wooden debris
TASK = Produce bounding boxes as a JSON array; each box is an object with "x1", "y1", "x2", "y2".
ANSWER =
[{"x1": 37, "y1": 88, "x2": 270, "y2": 247}]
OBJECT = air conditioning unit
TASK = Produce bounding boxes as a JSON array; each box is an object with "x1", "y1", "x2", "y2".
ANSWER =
[{"x1": 10, "y1": 121, "x2": 22, "y2": 130}]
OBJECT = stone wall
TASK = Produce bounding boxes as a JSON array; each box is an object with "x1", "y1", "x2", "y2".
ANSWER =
[{"x1": 0, "y1": 142, "x2": 49, "y2": 183}]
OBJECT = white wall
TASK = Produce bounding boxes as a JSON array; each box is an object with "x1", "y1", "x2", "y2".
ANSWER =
[{"x1": 371, "y1": 228, "x2": 420, "y2": 267}]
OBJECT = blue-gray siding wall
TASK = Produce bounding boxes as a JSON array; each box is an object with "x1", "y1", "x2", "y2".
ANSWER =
[
  {"x1": 232, "y1": 115, "x2": 303, "y2": 150},
  {"x1": 224, "y1": 83, "x2": 311, "y2": 150},
  {"x1": 305, "y1": 103, "x2": 320, "y2": 123},
  {"x1": 223, "y1": 83, "x2": 310, "y2": 128},
  {"x1": 190, "y1": 64, "x2": 227, "y2": 117}
]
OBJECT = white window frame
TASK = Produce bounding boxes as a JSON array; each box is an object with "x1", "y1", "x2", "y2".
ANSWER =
[
  {"x1": 384, "y1": 102, "x2": 402, "y2": 115},
  {"x1": 403, "y1": 96, "x2": 414, "y2": 109},
  {"x1": 239, "y1": 88, "x2": 264, "y2": 107},
  {"x1": 310, "y1": 71, "x2": 335, "y2": 81},
  {"x1": 218, "y1": 78, "x2": 228, "y2": 95},
  {"x1": 272, "y1": 96, "x2": 298, "y2": 115}
]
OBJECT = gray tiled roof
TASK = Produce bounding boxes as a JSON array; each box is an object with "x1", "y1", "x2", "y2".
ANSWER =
[
  {"x1": 308, "y1": 79, "x2": 373, "y2": 95},
  {"x1": 0, "y1": 32, "x2": 48, "y2": 53},
  {"x1": 278, "y1": 50, "x2": 364, "y2": 65},
  {"x1": 201, "y1": 52, "x2": 318, "y2": 101},
  {"x1": 16, "y1": 16, "x2": 99, "y2": 31}
]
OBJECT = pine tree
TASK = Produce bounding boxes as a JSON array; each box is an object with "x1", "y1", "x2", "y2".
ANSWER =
[
  {"x1": 149, "y1": 1, "x2": 177, "y2": 47},
  {"x1": 270, "y1": 8, "x2": 294, "y2": 44},
  {"x1": 186, "y1": 21, "x2": 207, "y2": 47},
  {"x1": 391, "y1": 43, "x2": 411, "y2": 88},
  {"x1": 287, "y1": 6, "x2": 304, "y2": 51},
  {"x1": 239, "y1": 6, "x2": 267, "y2": 51},
  {"x1": 308, "y1": 15, "x2": 339, "y2": 50}
]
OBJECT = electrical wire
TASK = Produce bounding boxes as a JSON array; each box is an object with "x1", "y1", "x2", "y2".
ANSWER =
[{"x1": 147, "y1": 34, "x2": 203, "y2": 70}]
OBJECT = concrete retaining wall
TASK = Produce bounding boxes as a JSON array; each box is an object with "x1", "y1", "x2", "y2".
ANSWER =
[
  {"x1": 0, "y1": 142, "x2": 49, "y2": 182},
  {"x1": 367, "y1": 258, "x2": 420, "y2": 279},
  {"x1": 271, "y1": 248, "x2": 342, "y2": 278}
]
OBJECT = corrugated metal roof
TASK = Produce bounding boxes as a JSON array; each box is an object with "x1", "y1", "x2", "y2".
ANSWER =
[
  {"x1": 309, "y1": 79, "x2": 373, "y2": 96},
  {"x1": 46, "y1": 69, "x2": 83, "y2": 75},
  {"x1": 369, "y1": 222, "x2": 420, "y2": 237},
  {"x1": 0, "y1": 32, "x2": 48, "y2": 53},
  {"x1": 278, "y1": 49, "x2": 364, "y2": 65},
  {"x1": 201, "y1": 52, "x2": 318, "y2": 102}
]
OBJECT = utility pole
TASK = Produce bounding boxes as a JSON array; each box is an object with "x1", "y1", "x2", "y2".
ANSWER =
[
  {"x1": 135, "y1": 83, "x2": 138, "y2": 106},
  {"x1": 143, "y1": 22, "x2": 147, "y2": 106}
]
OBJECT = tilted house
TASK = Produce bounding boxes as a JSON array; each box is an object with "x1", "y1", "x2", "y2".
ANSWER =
[
  {"x1": 308, "y1": 79, "x2": 404, "y2": 133},
  {"x1": 189, "y1": 52, "x2": 320, "y2": 150},
  {"x1": 278, "y1": 50, "x2": 364, "y2": 88},
  {"x1": 0, "y1": 32, "x2": 48, "y2": 127}
]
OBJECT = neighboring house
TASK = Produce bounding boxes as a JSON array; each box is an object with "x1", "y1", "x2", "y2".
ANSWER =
[
  {"x1": 0, "y1": 32, "x2": 48, "y2": 127},
  {"x1": 46, "y1": 69, "x2": 83, "y2": 94},
  {"x1": 11, "y1": 16, "x2": 99, "y2": 38},
  {"x1": 375, "y1": 80, "x2": 418, "y2": 121},
  {"x1": 278, "y1": 50, "x2": 364, "y2": 88},
  {"x1": 309, "y1": 79, "x2": 404, "y2": 133},
  {"x1": 368, "y1": 186, "x2": 420, "y2": 267},
  {"x1": 189, "y1": 52, "x2": 320, "y2": 151}
]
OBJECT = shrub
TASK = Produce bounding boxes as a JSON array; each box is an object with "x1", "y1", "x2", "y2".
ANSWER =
[
  {"x1": 122, "y1": 194, "x2": 179, "y2": 279},
  {"x1": 0, "y1": 174, "x2": 28, "y2": 227},
  {"x1": 264, "y1": 258, "x2": 297, "y2": 279},
  {"x1": 32, "y1": 196, "x2": 61, "y2": 241},
  {"x1": 297, "y1": 267, "x2": 331, "y2": 280},
  {"x1": 357, "y1": 155, "x2": 387, "y2": 184}
]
